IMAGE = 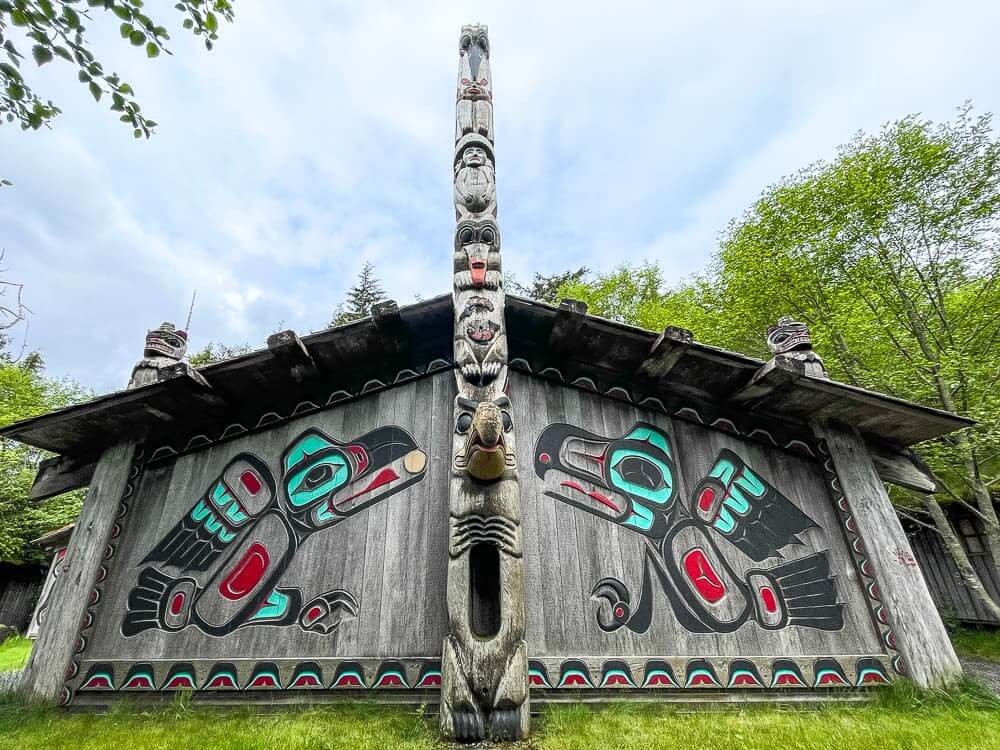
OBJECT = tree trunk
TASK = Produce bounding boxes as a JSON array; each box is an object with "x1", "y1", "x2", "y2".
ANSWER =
[{"x1": 920, "y1": 492, "x2": 1000, "y2": 622}]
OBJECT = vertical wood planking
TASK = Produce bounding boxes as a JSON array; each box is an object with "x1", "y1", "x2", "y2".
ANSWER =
[
  {"x1": 19, "y1": 440, "x2": 139, "y2": 702},
  {"x1": 815, "y1": 420, "x2": 962, "y2": 687}
]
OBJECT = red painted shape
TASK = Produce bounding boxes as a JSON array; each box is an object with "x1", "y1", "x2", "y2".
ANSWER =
[
  {"x1": 470, "y1": 262, "x2": 487, "y2": 286},
  {"x1": 538, "y1": 452, "x2": 551, "y2": 464},
  {"x1": 219, "y1": 542, "x2": 270, "y2": 601},
  {"x1": 378, "y1": 675, "x2": 404, "y2": 687},
  {"x1": 342, "y1": 467, "x2": 399, "y2": 505},
  {"x1": 85, "y1": 676, "x2": 112, "y2": 689},
  {"x1": 861, "y1": 672, "x2": 888, "y2": 685},
  {"x1": 418, "y1": 674, "x2": 442, "y2": 687},
  {"x1": 776, "y1": 674, "x2": 803, "y2": 687},
  {"x1": 251, "y1": 674, "x2": 278, "y2": 688},
  {"x1": 125, "y1": 676, "x2": 153, "y2": 689},
  {"x1": 564, "y1": 674, "x2": 587, "y2": 687},
  {"x1": 690, "y1": 674, "x2": 715, "y2": 687},
  {"x1": 818, "y1": 673, "x2": 847, "y2": 686},
  {"x1": 209, "y1": 675, "x2": 237, "y2": 689},
  {"x1": 614, "y1": 606, "x2": 625, "y2": 619},
  {"x1": 335, "y1": 674, "x2": 363, "y2": 688},
  {"x1": 733, "y1": 674, "x2": 758, "y2": 687},
  {"x1": 529, "y1": 674, "x2": 546, "y2": 686},
  {"x1": 697, "y1": 486, "x2": 717, "y2": 513},
  {"x1": 648, "y1": 674, "x2": 674, "y2": 687},
  {"x1": 759, "y1": 586, "x2": 778, "y2": 614},
  {"x1": 682, "y1": 548, "x2": 726, "y2": 603},
  {"x1": 166, "y1": 676, "x2": 195, "y2": 689},
  {"x1": 292, "y1": 675, "x2": 321, "y2": 688},
  {"x1": 605, "y1": 674, "x2": 629, "y2": 686},
  {"x1": 169, "y1": 592, "x2": 186, "y2": 616},
  {"x1": 239, "y1": 470, "x2": 262, "y2": 495},
  {"x1": 305, "y1": 605, "x2": 323, "y2": 623},
  {"x1": 560, "y1": 481, "x2": 621, "y2": 513},
  {"x1": 346, "y1": 445, "x2": 369, "y2": 474}
]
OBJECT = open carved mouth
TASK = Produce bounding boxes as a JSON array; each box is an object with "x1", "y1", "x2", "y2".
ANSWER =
[{"x1": 470, "y1": 260, "x2": 487, "y2": 286}]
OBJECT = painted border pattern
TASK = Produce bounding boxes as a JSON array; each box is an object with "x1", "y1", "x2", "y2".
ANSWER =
[
  {"x1": 508, "y1": 360, "x2": 817, "y2": 457},
  {"x1": 74, "y1": 659, "x2": 443, "y2": 693},
  {"x1": 146, "y1": 360, "x2": 454, "y2": 464},
  {"x1": 817, "y1": 440, "x2": 903, "y2": 674},
  {"x1": 526, "y1": 656, "x2": 891, "y2": 690},
  {"x1": 61, "y1": 449, "x2": 145, "y2": 707}
]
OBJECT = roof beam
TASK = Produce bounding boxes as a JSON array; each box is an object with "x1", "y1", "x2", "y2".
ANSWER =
[
  {"x1": 267, "y1": 329, "x2": 319, "y2": 381},
  {"x1": 372, "y1": 300, "x2": 406, "y2": 358},
  {"x1": 29, "y1": 452, "x2": 98, "y2": 502},
  {"x1": 727, "y1": 355, "x2": 802, "y2": 411},
  {"x1": 547, "y1": 299, "x2": 588, "y2": 358},
  {"x1": 867, "y1": 441, "x2": 939, "y2": 494},
  {"x1": 638, "y1": 326, "x2": 693, "y2": 379}
]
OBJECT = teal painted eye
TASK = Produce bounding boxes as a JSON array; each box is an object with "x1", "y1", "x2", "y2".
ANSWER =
[
  {"x1": 622, "y1": 426, "x2": 671, "y2": 456},
  {"x1": 286, "y1": 452, "x2": 349, "y2": 507},
  {"x1": 622, "y1": 502, "x2": 654, "y2": 531},
  {"x1": 609, "y1": 448, "x2": 673, "y2": 506}
]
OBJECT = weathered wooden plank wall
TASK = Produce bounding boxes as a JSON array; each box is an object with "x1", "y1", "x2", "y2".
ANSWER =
[
  {"x1": 906, "y1": 506, "x2": 1000, "y2": 626},
  {"x1": 515, "y1": 372, "x2": 884, "y2": 662},
  {"x1": 0, "y1": 567, "x2": 43, "y2": 632},
  {"x1": 72, "y1": 372, "x2": 453, "y2": 687}
]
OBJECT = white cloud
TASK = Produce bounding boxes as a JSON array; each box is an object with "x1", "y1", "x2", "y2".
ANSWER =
[{"x1": 1, "y1": 0, "x2": 998, "y2": 391}]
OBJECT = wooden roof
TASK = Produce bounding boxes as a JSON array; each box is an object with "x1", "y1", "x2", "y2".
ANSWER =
[{"x1": 1, "y1": 294, "x2": 971, "y2": 460}]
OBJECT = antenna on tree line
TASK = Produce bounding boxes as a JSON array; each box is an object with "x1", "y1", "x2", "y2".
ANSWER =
[{"x1": 185, "y1": 290, "x2": 197, "y2": 333}]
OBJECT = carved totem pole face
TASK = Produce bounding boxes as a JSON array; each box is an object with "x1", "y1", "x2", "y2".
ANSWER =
[
  {"x1": 454, "y1": 396, "x2": 516, "y2": 481},
  {"x1": 457, "y1": 25, "x2": 491, "y2": 101},
  {"x1": 454, "y1": 218, "x2": 502, "y2": 290},
  {"x1": 766, "y1": 316, "x2": 813, "y2": 355},
  {"x1": 143, "y1": 322, "x2": 188, "y2": 361}
]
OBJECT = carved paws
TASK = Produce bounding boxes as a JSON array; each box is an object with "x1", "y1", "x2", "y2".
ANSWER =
[{"x1": 297, "y1": 589, "x2": 359, "y2": 634}]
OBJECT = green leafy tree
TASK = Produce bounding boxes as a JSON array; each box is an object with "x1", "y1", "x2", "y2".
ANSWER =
[
  {"x1": 511, "y1": 267, "x2": 589, "y2": 306},
  {"x1": 330, "y1": 261, "x2": 386, "y2": 326},
  {"x1": 562, "y1": 106, "x2": 1000, "y2": 619},
  {"x1": 0, "y1": 0, "x2": 233, "y2": 149},
  {"x1": 0, "y1": 348, "x2": 90, "y2": 564},
  {"x1": 187, "y1": 341, "x2": 250, "y2": 367}
]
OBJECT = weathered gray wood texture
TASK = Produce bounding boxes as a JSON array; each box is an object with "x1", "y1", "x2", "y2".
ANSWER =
[
  {"x1": 514, "y1": 372, "x2": 885, "y2": 660},
  {"x1": 76, "y1": 373, "x2": 453, "y2": 668},
  {"x1": 904, "y1": 503, "x2": 1000, "y2": 626},
  {"x1": 0, "y1": 569, "x2": 42, "y2": 632},
  {"x1": 815, "y1": 421, "x2": 961, "y2": 687},
  {"x1": 19, "y1": 441, "x2": 140, "y2": 702}
]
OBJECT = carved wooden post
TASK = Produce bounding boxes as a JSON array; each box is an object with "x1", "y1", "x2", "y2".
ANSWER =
[
  {"x1": 18, "y1": 440, "x2": 141, "y2": 702},
  {"x1": 813, "y1": 419, "x2": 962, "y2": 687},
  {"x1": 441, "y1": 24, "x2": 529, "y2": 742}
]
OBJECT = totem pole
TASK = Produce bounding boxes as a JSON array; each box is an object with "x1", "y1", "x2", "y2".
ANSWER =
[
  {"x1": 440, "y1": 24, "x2": 529, "y2": 742},
  {"x1": 127, "y1": 321, "x2": 188, "y2": 388},
  {"x1": 766, "y1": 316, "x2": 828, "y2": 378}
]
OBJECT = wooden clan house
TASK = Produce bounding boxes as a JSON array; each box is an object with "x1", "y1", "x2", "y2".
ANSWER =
[{"x1": 7, "y1": 25, "x2": 970, "y2": 743}]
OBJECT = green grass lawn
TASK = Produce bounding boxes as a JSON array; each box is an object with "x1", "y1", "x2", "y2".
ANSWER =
[
  {"x1": 1, "y1": 681, "x2": 998, "y2": 750},
  {"x1": 951, "y1": 627, "x2": 1000, "y2": 662},
  {"x1": 0, "y1": 636, "x2": 32, "y2": 672}
]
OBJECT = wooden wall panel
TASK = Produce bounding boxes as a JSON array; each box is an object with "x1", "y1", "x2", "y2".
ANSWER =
[
  {"x1": 77, "y1": 372, "x2": 453, "y2": 668},
  {"x1": 513, "y1": 372, "x2": 884, "y2": 661}
]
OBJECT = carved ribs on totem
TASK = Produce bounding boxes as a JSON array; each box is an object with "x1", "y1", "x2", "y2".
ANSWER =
[{"x1": 442, "y1": 23, "x2": 529, "y2": 743}]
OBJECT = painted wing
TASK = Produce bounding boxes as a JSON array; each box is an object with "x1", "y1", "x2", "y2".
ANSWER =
[
  {"x1": 141, "y1": 454, "x2": 276, "y2": 571},
  {"x1": 691, "y1": 449, "x2": 817, "y2": 562}
]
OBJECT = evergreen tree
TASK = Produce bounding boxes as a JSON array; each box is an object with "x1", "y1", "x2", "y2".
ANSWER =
[
  {"x1": 511, "y1": 267, "x2": 589, "y2": 305},
  {"x1": 330, "y1": 262, "x2": 386, "y2": 326}
]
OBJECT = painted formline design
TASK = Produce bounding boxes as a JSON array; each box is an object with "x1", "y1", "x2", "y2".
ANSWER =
[
  {"x1": 817, "y1": 440, "x2": 903, "y2": 674},
  {"x1": 62, "y1": 449, "x2": 146, "y2": 707},
  {"x1": 508, "y1": 359, "x2": 816, "y2": 457},
  {"x1": 526, "y1": 657, "x2": 892, "y2": 690},
  {"x1": 75, "y1": 659, "x2": 443, "y2": 692},
  {"x1": 146, "y1": 360, "x2": 454, "y2": 465}
]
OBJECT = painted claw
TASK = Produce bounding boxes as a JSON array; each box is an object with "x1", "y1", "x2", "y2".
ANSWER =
[
  {"x1": 297, "y1": 589, "x2": 359, "y2": 634},
  {"x1": 591, "y1": 577, "x2": 631, "y2": 632}
]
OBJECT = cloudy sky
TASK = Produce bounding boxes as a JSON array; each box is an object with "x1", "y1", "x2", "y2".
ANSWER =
[{"x1": 2, "y1": 1, "x2": 998, "y2": 393}]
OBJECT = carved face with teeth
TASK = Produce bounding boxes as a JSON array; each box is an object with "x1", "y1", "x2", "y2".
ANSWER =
[
  {"x1": 766, "y1": 317, "x2": 813, "y2": 355},
  {"x1": 455, "y1": 218, "x2": 501, "y2": 289},
  {"x1": 454, "y1": 396, "x2": 514, "y2": 481},
  {"x1": 458, "y1": 25, "x2": 491, "y2": 101},
  {"x1": 144, "y1": 321, "x2": 188, "y2": 361}
]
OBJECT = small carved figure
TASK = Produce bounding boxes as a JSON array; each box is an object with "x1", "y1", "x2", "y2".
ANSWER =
[
  {"x1": 456, "y1": 24, "x2": 493, "y2": 142},
  {"x1": 455, "y1": 296, "x2": 506, "y2": 386},
  {"x1": 454, "y1": 218, "x2": 502, "y2": 290},
  {"x1": 766, "y1": 316, "x2": 828, "y2": 378},
  {"x1": 127, "y1": 321, "x2": 188, "y2": 389},
  {"x1": 454, "y1": 138, "x2": 497, "y2": 218}
]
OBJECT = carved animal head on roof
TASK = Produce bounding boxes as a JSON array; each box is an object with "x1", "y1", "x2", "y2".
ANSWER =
[
  {"x1": 143, "y1": 322, "x2": 188, "y2": 361},
  {"x1": 766, "y1": 317, "x2": 813, "y2": 355}
]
